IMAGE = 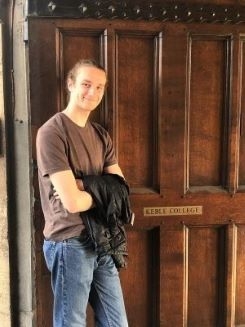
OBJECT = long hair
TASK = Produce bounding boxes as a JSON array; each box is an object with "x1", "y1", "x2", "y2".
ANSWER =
[{"x1": 66, "y1": 59, "x2": 106, "y2": 84}]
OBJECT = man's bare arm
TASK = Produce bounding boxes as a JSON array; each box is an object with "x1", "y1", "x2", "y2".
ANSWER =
[
  {"x1": 50, "y1": 164, "x2": 124, "y2": 213},
  {"x1": 104, "y1": 163, "x2": 124, "y2": 178},
  {"x1": 50, "y1": 170, "x2": 93, "y2": 213}
]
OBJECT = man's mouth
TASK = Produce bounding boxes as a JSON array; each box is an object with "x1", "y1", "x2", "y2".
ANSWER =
[{"x1": 82, "y1": 97, "x2": 96, "y2": 102}]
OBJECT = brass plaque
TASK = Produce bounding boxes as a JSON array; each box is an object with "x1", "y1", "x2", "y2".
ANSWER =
[{"x1": 143, "y1": 206, "x2": 203, "y2": 216}]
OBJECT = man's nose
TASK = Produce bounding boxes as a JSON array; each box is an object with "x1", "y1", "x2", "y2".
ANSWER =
[{"x1": 87, "y1": 87, "x2": 97, "y2": 96}]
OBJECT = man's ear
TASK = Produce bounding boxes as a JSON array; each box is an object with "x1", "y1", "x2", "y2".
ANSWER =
[{"x1": 67, "y1": 78, "x2": 74, "y2": 92}]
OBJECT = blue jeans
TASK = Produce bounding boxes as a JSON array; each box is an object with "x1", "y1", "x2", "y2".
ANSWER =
[{"x1": 43, "y1": 235, "x2": 128, "y2": 327}]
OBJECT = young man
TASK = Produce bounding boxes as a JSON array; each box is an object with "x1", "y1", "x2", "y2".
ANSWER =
[{"x1": 36, "y1": 59, "x2": 128, "y2": 326}]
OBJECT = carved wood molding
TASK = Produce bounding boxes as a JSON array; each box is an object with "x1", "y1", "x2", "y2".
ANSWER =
[{"x1": 28, "y1": 0, "x2": 245, "y2": 24}]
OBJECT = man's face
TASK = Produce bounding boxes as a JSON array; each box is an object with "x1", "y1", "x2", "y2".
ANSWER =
[{"x1": 68, "y1": 66, "x2": 107, "y2": 112}]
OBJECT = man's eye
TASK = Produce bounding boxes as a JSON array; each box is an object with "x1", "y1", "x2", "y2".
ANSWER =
[{"x1": 82, "y1": 83, "x2": 90, "y2": 88}]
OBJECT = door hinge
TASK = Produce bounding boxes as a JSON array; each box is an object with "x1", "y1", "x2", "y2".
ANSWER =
[{"x1": 23, "y1": 20, "x2": 28, "y2": 42}]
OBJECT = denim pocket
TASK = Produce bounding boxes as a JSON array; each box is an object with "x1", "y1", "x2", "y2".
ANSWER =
[
  {"x1": 43, "y1": 240, "x2": 56, "y2": 272},
  {"x1": 65, "y1": 235, "x2": 91, "y2": 248}
]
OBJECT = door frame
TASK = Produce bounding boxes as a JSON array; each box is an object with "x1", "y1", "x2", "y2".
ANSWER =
[{"x1": 8, "y1": 0, "x2": 245, "y2": 326}]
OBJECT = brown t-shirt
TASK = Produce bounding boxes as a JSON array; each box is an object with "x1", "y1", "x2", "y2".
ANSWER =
[{"x1": 36, "y1": 112, "x2": 117, "y2": 241}]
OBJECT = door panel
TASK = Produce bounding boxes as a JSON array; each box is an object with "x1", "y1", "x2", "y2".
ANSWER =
[
  {"x1": 239, "y1": 38, "x2": 245, "y2": 188},
  {"x1": 56, "y1": 27, "x2": 106, "y2": 118},
  {"x1": 121, "y1": 229, "x2": 159, "y2": 326},
  {"x1": 116, "y1": 31, "x2": 161, "y2": 191},
  {"x1": 29, "y1": 17, "x2": 245, "y2": 327},
  {"x1": 236, "y1": 225, "x2": 245, "y2": 325},
  {"x1": 188, "y1": 36, "x2": 230, "y2": 189},
  {"x1": 187, "y1": 226, "x2": 226, "y2": 326},
  {"x1": 160, "y1": 228, "x2": 184, "y2": 326}
]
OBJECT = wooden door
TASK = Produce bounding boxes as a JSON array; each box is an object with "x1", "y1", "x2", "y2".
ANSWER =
[{"x1": 30, "y1": 15, "x2": 245, "y2": 327}]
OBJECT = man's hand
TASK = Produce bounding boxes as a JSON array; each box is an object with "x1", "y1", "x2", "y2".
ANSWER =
[
  {"x1": 76, "y1": 179, "x2": 84, "y2": 191},
  {"x1": 53, "y1": 188, "x2": 60, "y2": 200}
]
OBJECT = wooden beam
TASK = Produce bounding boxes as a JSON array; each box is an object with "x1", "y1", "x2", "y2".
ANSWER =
[{"x1": 28, "y1": 0, "x2": 245, "y2": 24}]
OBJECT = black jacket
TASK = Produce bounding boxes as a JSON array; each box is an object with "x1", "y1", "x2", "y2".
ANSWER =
[{"x1": 81, "y1": 173, "x2": 134, "y2": 269}]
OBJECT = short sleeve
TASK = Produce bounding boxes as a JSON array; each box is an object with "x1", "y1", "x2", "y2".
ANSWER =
[
  {"x1": 36, "y1": 126, "x2": 70, "y2": 177},
  {"x1": 103, "y1": 131, "x2": 118, "y2": 168}
]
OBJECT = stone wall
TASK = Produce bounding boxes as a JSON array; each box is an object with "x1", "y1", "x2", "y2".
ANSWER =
[{"x1": 0, "y1": 23, "x2": 11, "y2": 327}]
